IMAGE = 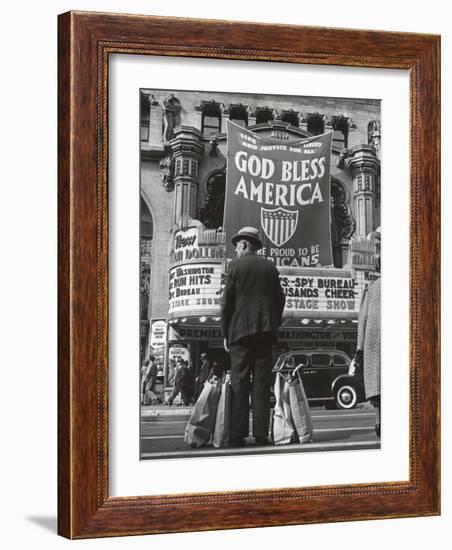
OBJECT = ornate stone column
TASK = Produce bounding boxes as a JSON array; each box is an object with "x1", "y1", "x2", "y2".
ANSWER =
[
  {"x1": 348, "y1": 145, "x2": 380, "y2": 238},
  {"x1": 169, "y1": 127, "x2": 204, "y2": 224}
]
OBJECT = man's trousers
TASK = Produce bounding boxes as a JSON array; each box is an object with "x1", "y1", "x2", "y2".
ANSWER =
[{"x1": 229, "y1": 333, "x2": 273, "y2": 440}]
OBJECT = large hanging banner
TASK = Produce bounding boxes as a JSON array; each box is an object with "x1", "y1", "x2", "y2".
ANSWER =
[{"x1": 224, "y1": 120, "x2": 333, "y2": 267}]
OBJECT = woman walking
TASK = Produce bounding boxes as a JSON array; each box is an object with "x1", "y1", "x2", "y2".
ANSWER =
[{"x1": 355, "y1": 229, "x2": 381, "y2": 437}]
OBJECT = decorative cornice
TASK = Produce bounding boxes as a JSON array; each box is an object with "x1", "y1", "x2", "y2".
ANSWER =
[
  {"x1": 169, "y1": 126, "x2": 204, "y2": 159},
  {"x1": 348, "y1": 145, "x2": 380, "y2": 175},
  {"x1": 195, "y1": 99, "x2": 224, "y2": 113}
]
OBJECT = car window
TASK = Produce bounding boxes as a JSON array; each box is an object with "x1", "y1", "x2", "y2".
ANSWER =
[
  {"x1": 293, "y1": 354, "x2": 308, "y2": 367},
  {"x1": 333, "y1": 354, "x2": 348, "y2": 366},
  {"x1": 311, "y1": 353, "x2": 331, "y2": 366}
]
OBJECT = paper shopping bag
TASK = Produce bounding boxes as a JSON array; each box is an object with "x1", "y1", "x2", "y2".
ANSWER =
[
  {"x1": 212, "y1": 377, "x2": 232, "y2": 448},
  {"x1": 288, "y1": 373, "x2": 314, "y2": 444},
  {"x1": 271, "y1": 373, "x2": 296, "y2": 445},
  {"x1": 184, "y1": 380, "x2": 221, "y2": 448}
]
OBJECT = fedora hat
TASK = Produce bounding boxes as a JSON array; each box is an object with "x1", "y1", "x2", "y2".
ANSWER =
[{"x1": 231, "y1": 226, "x2": 263, "y2": 249}]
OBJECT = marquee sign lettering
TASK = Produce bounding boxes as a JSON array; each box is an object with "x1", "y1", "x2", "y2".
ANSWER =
[
  {"x1": 168, "y1": 263, "x2": 224, "y2": 316},
  {"x1": 170, "y1": 326, "x2": 357, "y2": 343},
  {"x1": 170, "y1": 226, "x2": 225, "y2": 264},
  {"x1": 280, "y1": 272, "x2": 366, "y2": 316}
]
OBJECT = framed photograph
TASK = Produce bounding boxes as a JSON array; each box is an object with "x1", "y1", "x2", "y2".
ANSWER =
[{"x1": 58, "y1": 11, "x2": 440, "y2": 538}]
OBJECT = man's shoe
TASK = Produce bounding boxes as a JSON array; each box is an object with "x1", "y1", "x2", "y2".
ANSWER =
[
  {"x1": 254, "y1": 437, "x2": 270, "y2": 446},
  {"x1": 231, "y1": 437, "x2": 246, "y2": 448}
]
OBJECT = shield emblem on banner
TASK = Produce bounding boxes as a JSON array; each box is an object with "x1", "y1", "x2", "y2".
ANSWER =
[{"x1": 261, "y1": 207, "x2": 299, "y2": 247}]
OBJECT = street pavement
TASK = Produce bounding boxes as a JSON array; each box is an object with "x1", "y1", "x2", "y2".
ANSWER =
[{"x1": 140, "y1": 405, "x2": 380, "y2": 459}]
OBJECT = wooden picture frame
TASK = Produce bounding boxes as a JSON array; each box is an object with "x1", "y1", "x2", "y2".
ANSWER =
[{"x1": 58, "y1": 11, "x2": 440, "y2": 538}]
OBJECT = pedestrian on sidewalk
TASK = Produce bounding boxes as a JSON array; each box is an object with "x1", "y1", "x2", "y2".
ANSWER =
[
  {"x1": 354, "y1": 228, "x2": 381, "y2": 437},
  {"x1": 141, "y1": 355, "x2": 159, "y2": 405},
  {"x1": 167, "y1": 358, "x2": 190, "y2": 406},
  {"x1": 145, "y1": 355, "x2": 158, "y2": 393},
  {"x1": 140, "y1": 358, "x2": 150, "y2": 405},
  {"x1": 195, "y1": 352, "x2": 211, "y2": 399},
  {"x1": 210, "y1": 360, "x2": 224, "y2": 380},
  {"x1": 185, "y1": 359, "x2": 195, "y2": 404}
]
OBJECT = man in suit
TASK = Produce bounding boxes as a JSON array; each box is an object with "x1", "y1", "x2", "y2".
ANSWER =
[
  {"x1": 221, "y1": 226, "x2": 286, "y2": 447},
  {"x1": 167, "y1": 359, "x2": 190, "y2": 406}
]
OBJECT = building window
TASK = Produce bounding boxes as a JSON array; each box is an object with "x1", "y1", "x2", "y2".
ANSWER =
[
  {"x1": 280, "y1": 110, "x2": 300, "y2": 127},
  {"x1": 332, "y1": 116, "x2": 350, "y2": 149},
  {"x1": 140, "y1": 198, "x2": 153, "y2": 257},
  {"x1": 307, "y1": 113, "x2": 325, "y2": 135},
  {"x1": 140, "y1": 92, "x2": 150, "y2": 142},
  {"x1": 201, "y1": 101, "x2": 222, "y2": 136},
  {"x1": 229, "y1": 104, "x2": 248, "y2": 127},
  {"x1": 255, "y1": 108, "x2": 274, "y2": 125}
]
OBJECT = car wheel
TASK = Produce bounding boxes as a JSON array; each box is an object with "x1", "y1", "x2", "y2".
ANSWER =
[{"x1": 335, "y1": 384, "x2": 358, "y2": 409}]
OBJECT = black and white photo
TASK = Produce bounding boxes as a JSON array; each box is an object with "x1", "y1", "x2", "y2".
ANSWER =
[{"x1": 139, "y1": 88, "x2": 382, "y2": 459}]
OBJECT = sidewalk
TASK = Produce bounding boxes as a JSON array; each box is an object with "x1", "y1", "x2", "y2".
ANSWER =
[
  {"x1": 140, "y1": 438, "x2": 379, "y2": 459},
  {"x1": 141, "y1": 403, "x2": 193, "y2": 416},
  {"x1": 141, "y1": 401, "x2": 373, "y2": 417}
]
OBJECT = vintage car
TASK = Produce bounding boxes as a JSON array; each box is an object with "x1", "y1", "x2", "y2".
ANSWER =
[{"x1": 272, "y1": 349, "x2": 364, "y2": 409}]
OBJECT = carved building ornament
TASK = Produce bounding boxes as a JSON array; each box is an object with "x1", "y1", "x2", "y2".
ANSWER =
[
  {"x1": 163, "y1": 94, "x2": 182, "y2": 142},
  {"x1": 332, "y1": 115, "x2": 353, "y2": 131},
  {"x1": 196, "y1": 99, "x2": 224, "y2": 114},
  {"x1": 367, "y1": 119, "x2": 381, "y2": 145},
  {"x1": 209, "y1": 136, "x2": 219, "y2": 157},
  {"x1": 199, "y1": 170, "x2": 226, "y2": 229},
  {"x1": 331, "y1": 179, "x2": 356, "y2": 240},
  {"x1": 252, "y1": 106, "x2": 276, "y2": 124},
  {"x1": 159, "y1": 155, "x2": 175, "y2": 192},
  {"x1": 367, "y1": 119, "x2": 381, "y2": 159}
]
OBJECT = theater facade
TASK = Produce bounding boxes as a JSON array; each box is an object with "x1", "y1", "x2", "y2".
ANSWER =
[{"x1": 139, "y1": 89, "x2": 381, "y2": 392}]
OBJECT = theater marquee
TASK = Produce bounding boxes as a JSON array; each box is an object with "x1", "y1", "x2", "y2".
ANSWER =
[
  {"x1": 168, "y1": 262, "x2": 224, "y2": 317},
  {"x1": 168, "y1": 224, "x2": 226, "y2": 318}
]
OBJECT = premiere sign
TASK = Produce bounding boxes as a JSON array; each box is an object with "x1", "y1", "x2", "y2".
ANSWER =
[
  {"x1": 168, "y1": 263, "x2": 224, "y2": 316},
  {"x1": 280, "y1": 272, "x2": 364, "y2": 316},
  {"x1": 170, "y1": 326, "x2": 357, "y2": 342},
  {"x1": 224, "y1": 121, "x2": 333, "y2": 267}
]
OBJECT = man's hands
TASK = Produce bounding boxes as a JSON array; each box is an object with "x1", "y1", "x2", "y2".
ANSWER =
[{"x1": 223, "y1": 338, "x2": 230, "y2": 353}]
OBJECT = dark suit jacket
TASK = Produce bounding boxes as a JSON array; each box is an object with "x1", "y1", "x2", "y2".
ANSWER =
[
  {"x1": 221, "y1": 254, "x2": 286, "y2": 346},
  {"x1": 174, "y1": 364, "x2": 189, "y2": 388}
]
